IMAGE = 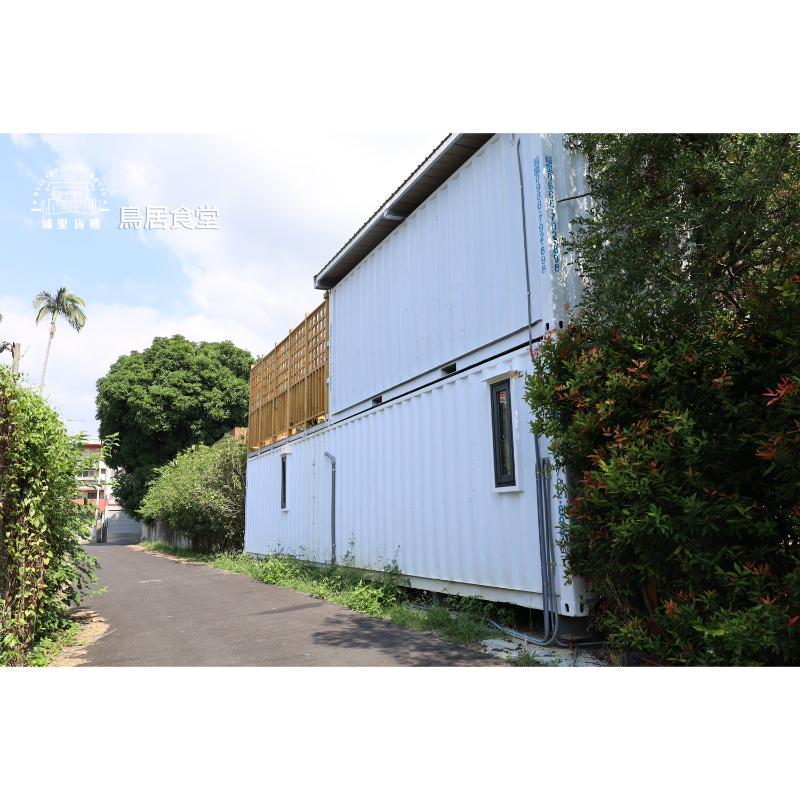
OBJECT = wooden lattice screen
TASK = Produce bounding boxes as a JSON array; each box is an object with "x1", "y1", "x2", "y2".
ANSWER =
[{"x1": 248, "y1": 294, "x2": 328, "y2": 451}]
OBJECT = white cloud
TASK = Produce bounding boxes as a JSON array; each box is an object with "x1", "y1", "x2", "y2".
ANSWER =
[
  {"x1": 5, "y1": 132, "x2": 446, "y2": 437},
  {"x1": 4, "y1": 213, "x2": 36, "y2": 227},
  {"x1": 9, "y1": 133, "x2": 35, "y2": 149}
]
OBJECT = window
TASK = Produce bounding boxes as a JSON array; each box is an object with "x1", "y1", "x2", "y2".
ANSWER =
[
  {"x1": 281, "y1": 455, "x2": 287, "y2": 509},
  {"x1": 490, "y1": 380, "x2": 515, "y2": 487}
]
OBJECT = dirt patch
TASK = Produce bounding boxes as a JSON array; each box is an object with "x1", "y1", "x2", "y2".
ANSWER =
[
  {"x1": 48, "y1": 609, "x2": 110, "y2": 667},
  {"x1": 126, "y1": 543, "x2": 206, "y2": 565}
]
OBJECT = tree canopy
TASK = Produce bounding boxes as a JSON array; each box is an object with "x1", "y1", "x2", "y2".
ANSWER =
[
  {"x1": 95, "y1": 335, "x2": 253, "y2": 518},
  {"x1": 563, "y1": 133, "x2": 800, "y2": 337}
]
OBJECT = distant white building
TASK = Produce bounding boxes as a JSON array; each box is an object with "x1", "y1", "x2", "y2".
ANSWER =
[
  {"x1": 245, "y1": 134, "x2": 593, "y2": 625},
  {"x1": 77, "y1": 438, "x2": 140, "y2": 543},
  {"x1": 76, "y1": 438, "x2": 115, "y2": 519}
]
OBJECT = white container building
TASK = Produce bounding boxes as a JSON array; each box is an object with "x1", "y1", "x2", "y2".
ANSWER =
[{"x1": 245, "y1": 133, "x2": 592, "y2": 619}]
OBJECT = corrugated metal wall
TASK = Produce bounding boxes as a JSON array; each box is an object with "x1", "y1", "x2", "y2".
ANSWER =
[
  {"x1": 245, "y1": 350, "x2": 584, "y2": 609},
  {"x1": 327, "y1": 134, "x2": 589, "y2": 415},
  {"x1": 328, "y1": 135, "x2": 540, "y2": 414}
]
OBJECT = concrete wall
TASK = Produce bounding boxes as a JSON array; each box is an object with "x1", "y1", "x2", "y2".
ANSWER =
[{"x1": 139, "y1": 520, "x2": 193, "y2": 550}]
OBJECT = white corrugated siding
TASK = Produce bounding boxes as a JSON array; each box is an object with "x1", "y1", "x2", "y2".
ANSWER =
[
  {"x1": 245, "y1": 351, "x2": 582, "y2": 605},
  {"x1": 328, "y1": 134, "x2": 589, "y2": 414},
  {"x1": 329, "y1": 135, "x2": 542, "y2": 414}
]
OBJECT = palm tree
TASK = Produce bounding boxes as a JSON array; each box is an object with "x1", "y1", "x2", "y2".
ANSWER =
[{"x1": 33, "y1": 287, "x2": 87, "y2": 393}]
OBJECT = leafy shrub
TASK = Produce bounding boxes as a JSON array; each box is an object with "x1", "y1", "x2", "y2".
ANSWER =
[
  {"x1": 138, "y1": 432, "x2": 247, "y2": 551},
  {"x1": 525, "y1": 275, "x2": 800, "y2": 665},
  {"x1": 1, "y1": 368, "x2": 100, "y2": 665}
]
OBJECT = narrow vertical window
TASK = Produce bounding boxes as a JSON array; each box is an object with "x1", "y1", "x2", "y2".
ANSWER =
[
  {"x1": 281, "y1": 455, "x2": 287, "y2": 509},
  {"x1": 491, "y1": 380, "x2": 515, "y2": 487}
]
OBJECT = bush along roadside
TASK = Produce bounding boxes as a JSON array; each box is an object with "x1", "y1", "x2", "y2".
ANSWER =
[
  {"x1": 525, "y1": 275, "x2": 800, "y2": 665},
  {"x1": 135, "y1": 541, "x2": 520, "y2": 649},
  {"x1": 137, "y1": 432, "x2": 247, "y2": 553},
  {"x1": 1, "y1": 367, "x2": 103, "y2": 666}
]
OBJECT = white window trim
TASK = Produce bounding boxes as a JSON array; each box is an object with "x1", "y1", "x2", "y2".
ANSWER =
[
  {"x1": 280, "y1": 451, "x2": 290, "y2": 512},
  {"x1": 481, "y1": 369, "x2": 524, "y2": 493}
]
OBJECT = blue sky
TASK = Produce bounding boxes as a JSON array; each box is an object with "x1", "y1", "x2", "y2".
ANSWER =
[{"x1": 0, "y1": 133, "x2": 442, "y2": 436}]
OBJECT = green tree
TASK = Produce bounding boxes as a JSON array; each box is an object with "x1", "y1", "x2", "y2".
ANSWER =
[
  {"x1": 525, "y1": 134, "x2": 800, "y2": 665},
  {"x1": 95, "y1": 335, "x2": 253, "y2": 519},
  {"x1": 33, "y1": 287, "x2": 87, "y2": 394},
  {"x1": 563, "y1": 133, "x2": 800, "y2": 338}
]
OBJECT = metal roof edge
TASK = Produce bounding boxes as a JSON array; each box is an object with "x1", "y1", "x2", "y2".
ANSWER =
[{"x1": 314, "y1": 133, "x2": 494, "y2": 290}]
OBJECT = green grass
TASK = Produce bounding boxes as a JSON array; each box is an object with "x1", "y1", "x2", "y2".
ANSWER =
[{"x1": 136, "y1": 541, "x2": 505, "y2": 648}]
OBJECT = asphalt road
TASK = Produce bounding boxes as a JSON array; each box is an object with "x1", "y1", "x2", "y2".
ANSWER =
[{"x1": 77, "y1": 544, "x2": 507, "y2": 667}]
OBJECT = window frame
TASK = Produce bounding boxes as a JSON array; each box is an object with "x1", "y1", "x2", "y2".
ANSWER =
[
  {"x1": 490, "y1": 378, "x2": 516, "y2": 488},
  {"x1": 280, "y1": 454, "x2": 287, "y2": 510}
]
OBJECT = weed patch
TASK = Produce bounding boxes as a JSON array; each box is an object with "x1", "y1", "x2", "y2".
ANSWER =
[
  {"x1": 20, "y1": 621, "x2": 81, "y2": 666},
  {"x1": 414, "y1": 604, "x2": 497, "y2": 646},
  {"x1": 509, "y1": 648, "x2": 562, "y2": 667}
]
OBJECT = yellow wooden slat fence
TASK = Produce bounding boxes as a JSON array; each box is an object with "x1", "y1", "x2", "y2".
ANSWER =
[{"x1": 248, "y1": 294, "x2": 328, "y2": 451}]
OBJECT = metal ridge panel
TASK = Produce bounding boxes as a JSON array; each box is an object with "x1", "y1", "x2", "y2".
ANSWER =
[{"x1": 314, "y1": 132, "x2": 494, "y2": 290}]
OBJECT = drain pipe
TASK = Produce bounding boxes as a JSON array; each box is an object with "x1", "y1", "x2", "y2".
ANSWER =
[
  {"x1": 324, "y1": 451, "x2": 336, "y2": 564},
  {"x1": 516, "y1": 137, "x2": 535, "y2": 357}
]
